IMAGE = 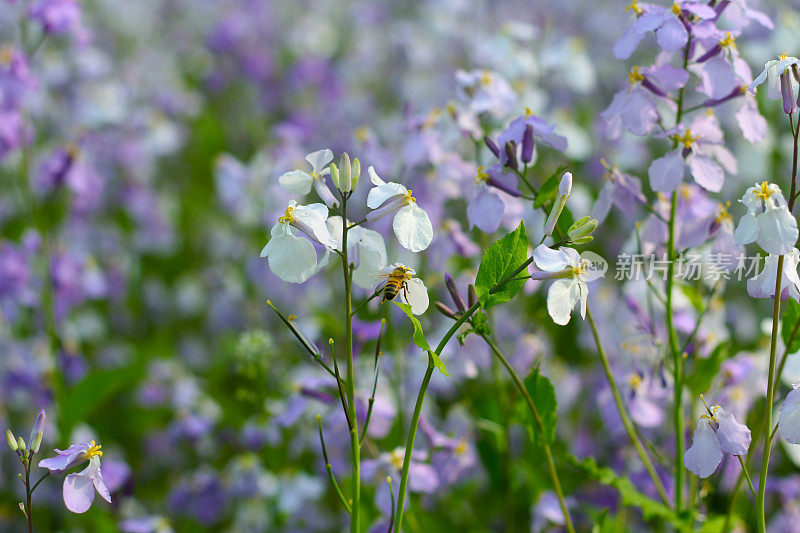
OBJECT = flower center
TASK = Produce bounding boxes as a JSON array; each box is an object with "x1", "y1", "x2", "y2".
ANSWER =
[
  {"x1": 715, "y1": 202, "x2": 732, "y2": 224},
  {"x1": 480, "y1": 71, "x2": 492, "y2": 85},
  {"x1": 626, "y1": 0, "x2": 643, "y2": 15},
  {"x1": 780, "y1": 53, "x2": 788, "y2": 61},
  {"x1": 455, "y1": 439, "x2": 468, "y2": 455},
  {"x1": 675, "y1": 129, "x2": 698, "y2": 149},
  {"x1": 389, "y1": 449, "x2": 404, "y2": 470},
  {"x1": 753, "y1": 181, "x2": 774, "y2": 201},
  {"x1": 628, "y1": 65, "x2": 645, "y2": 85},
  {"x1": 404, "y1": 190, "x2": 416, "y2": 205},
  {"x1": 524, "y1": 106, "x2": 535, "y2": 117},
  {"x1": 475, "y1": 166, "x2": 489, "y2": 184},
  {"x1": 628, "y1": 373, "x2": 643, "y2": 389},
  {"x1": 85, "y1": 440, "x2": 103, "y2": 459},
  {"x1": 570, "y1": 264, "x2": 587, "y2": 277},
  {"x1": 719, "y1": 32, "x2": 735, "y2": 49},
  {"x1": 671, "y1": 2, "x2": 682, "y2": 16},
  {"x1": 278, "y1": 206, "x2": 295, "y2": 224}
]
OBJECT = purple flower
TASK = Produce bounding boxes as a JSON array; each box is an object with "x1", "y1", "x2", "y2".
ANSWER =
[
  {"x1": 684, "y1": 404, "x2": 751, "y2": 478},
  {"x1": 496, "y1": 110, "x2": 567, "y2": 167},
  {"x1": 592, "y1": 160, "x2": 646, "y2": 222},
  {"x1": 39, "y1": 441, "x2": 111, "y2": 513},
  {"x1": 29, "y1": 0, "x2": 83, "y2": 38}
]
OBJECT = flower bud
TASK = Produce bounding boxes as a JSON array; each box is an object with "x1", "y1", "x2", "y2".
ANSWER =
[
  {"x1": 781, "y1": 71, "x2": 797, "y2": 115},
  {"x1": 339, "y1": 153, "x2": 352, "y2": 192},
  {"x1": 568, "y1": 216, "x2": 598, "y2": 242},
  {"x1": 468, "y1": 284, "x2": 477, "y2": 307},
  {"x1": 330, "y1": 163, "x2": 340, "y2": 190},
  {"x1": 17, "y1": 436, "x2": 26, "y2": 451},
  {"x1": 444, "y1": 273, "x2": 466, "y2": 312},
  {"x1": 484, "y1": 136, "x2": 500, "y2": 157},
  {"x1": 6, "y1": 429, "x2": 18, "y2": 451},
  {"x1": 522, "y1": 125, "x2": 534, "y2": 163},
  {"x1": 29, "y1": 409, "x2": 45, "y2": 453},
  {"x1": 504, "y1": 141, "x2": 518, "y2": 170},
  {"x1": 570, "y1": 236, "x2": 594, "y2": 245},
  {"x1": 543, "y1": 172, "x2": 572, "y2": 237},
  {"x1": 351, "y1": 158, "x2": 361, "y2": 190},
  {"x1": 435, "y1": 301, "x2": 458, "y2": 319}
]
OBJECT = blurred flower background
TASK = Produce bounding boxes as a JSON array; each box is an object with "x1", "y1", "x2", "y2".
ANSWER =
[{"x1": 2, "y1": 0, "x2": 800, "y2": 531}]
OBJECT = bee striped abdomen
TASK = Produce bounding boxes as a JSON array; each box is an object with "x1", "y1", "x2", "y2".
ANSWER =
[{"x1": 383, "y1": 279, "x2": 402, "y2": 301}]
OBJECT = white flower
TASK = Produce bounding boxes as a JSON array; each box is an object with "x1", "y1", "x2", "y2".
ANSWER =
[
  {"x1": 278, "y1": 149, "x2": 338, "y2": 206},
  {"x1": 260, "y1": 201, "x2": 336, "y2": 284},
  {"x1": 354, "y1": 257, "x2": 429, "y2": 315},
  {"x1": 532, "y1": 244, "x2": 605, "y2": 326},
  {"x1": 366, "y1": 166, "x2": 433, "y2": 253},
  {"x1": 746, "y1": 248, "x2": 800, "y2": 300},
  {"x1": 734, "y1": 181, "x2": 797, "y2": 255},
  {"x1": 684, "y1": 418, "x2": 723, "y2": 479},
  {"x1": 779, "y1": 384, "x2": 800, "y2": 444},
  {"x1": 747, "y1": 54, "x2": 800, "y2": 99},
  {"x1": 326, "y1": 216, "x2": 388, "y2": 289}
]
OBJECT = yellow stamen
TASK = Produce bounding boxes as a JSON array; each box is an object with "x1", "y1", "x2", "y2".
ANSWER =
[
  {"x1": 628, "y1": 373, "x2": 643, "y2": 389},
  {"x1": 475, "y1": 166, "x2": 489, "y2": 184},
  {"x1": 389, "y1": 449, "x2": 404, "y2": 470},
  {"x1": 404, "y1": 189, "x2": 416, "y2": 204},
  {"x1": 287, "y1": 314, "x2": 298, "y2": 321},
  {"x1": 675, "y1": 129, "x2": 699, "y2": 149},
  {"x1": 753, "y1": 181, "x2": 775, "y2": 201},
  {"x1": 671, "y1": 2, "x2": 682, "y2": 16},
  {"x1": 626, "y1": 0, "x2": 643, "y2": 15},
  {"x1": 719, "y1": 32, "x2": 735, "y2": 49},
  {"x1": 715, "y1": 202, "x2": 732, "y2": 224},
  {"x1": 85, "y1": 441, "x2": 103, "y2": 459},
  {"x1": 480, "y1": 71, "x2": 492, "y2": 85},
  {"x1": 628, "y1": 65, "x2": 645, "y2": 85},
  {"x1": 524, "y1": 106, "x2": 534, "y2": 117},
  {"x1": 455, "y1": 439, "x2": 468, "y2": 455},
  {"x1": 355, "y1": 126, "x2": 369, "y2": 143},
  {"x1": 278, "y1": 206, "x2": 295, "y2": 224},
  {"x1": 780, "y1": 53, "x2": 788, "y2": 61}
]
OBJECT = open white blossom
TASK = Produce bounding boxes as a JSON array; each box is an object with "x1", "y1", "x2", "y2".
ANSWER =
[
  {"x1": 260, "y1": 201, "x2": 336, "y2": 283},
  {"x1": 355, "y1": 258, "x2": 429, "y2": 315},
  {"x1": 366, "y1": 166, "x2": 433, "y2": 252},
  {"x1": 326, "y1": 216, "x2": 388, "y2": 289},
  {"x1": 779, "y1": 384, "x2": 800, "y2": 444},
  {"x1": 278, "y1": 149, "x2": 338, "y2": 206},
  {"x1": 746, "y1": 248, "x2": 800, "y2": 300},
  {"x1": 734, "y1": 181, "x2": 797, "y2": 255},
  {"x1": 531, "y1": 244, "x2": 605, "y2": 326},
  {"x1": 747, "y1": 54, "x2": 800, "y2": 99}
]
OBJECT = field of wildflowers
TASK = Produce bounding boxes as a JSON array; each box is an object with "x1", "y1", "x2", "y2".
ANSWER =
[{"x1": 3, "y1": 0, "x2": 800, "y2": 531}]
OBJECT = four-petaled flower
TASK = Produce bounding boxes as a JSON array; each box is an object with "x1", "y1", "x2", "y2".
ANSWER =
[
  {"x1": 366, "y1": 166, "x2": 433, "y2": 253},
  {"x1": 684, "y1": 404, "x2": 751, "y2": 478},
  {"x1": 278, "y1": 149, "x2": 338, "y2": 207},
  {"x1": 733, "y1": 181, "x2": 798, "y2": 255},
  {"x1": 39, "y1": 440, "x2": 111, "y2": 513}
]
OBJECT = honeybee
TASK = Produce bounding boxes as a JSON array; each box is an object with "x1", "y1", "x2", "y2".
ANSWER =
[{"x1": 380, "y1": 265, "x2": 414, "y2": 303}]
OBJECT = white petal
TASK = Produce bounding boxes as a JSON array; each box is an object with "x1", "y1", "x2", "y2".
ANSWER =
[
  {"x1": 533, "y1": 244, "x2": 570, "y2": 272},
  {"x1": 293, "y1": 203, "x2": 337, "y2": 248},
  {"x1": 684, "y1": 419, "x2": 723, "y2": 478},
  {"x1": 368, "y1": 165, "x2": 387, "y2": 186},
  {"x1": 63, "y1": 470, "x2": 96, "y2": 513},
  {"x1": 278, "y1": 170, "x2": 313, "y2": 195},
  {"x1": 264, "y1": 232, "x2": 318, "y2": 283},
  {"x1": 399, "y1": 277, "x2": 429, "y2": 315},
  {"x1": 733, "y1": 213, "x2": 758, "y2": 246},
  {"x1": 648, "y1": 150, "x2": 684, "y2": 193},
  {"x1": 546, "y1": 279, "x2": 580, "y2": 326},
  {"x1": 780, "y1": 386, "x2": 800, "y2": 444},
  {"x1": 305, "y1": 149, "x2": 333, "y2": 174},
  {"x1": 757, "y1": 207, "x2": 798, "y2": 255},
  {"x1": 393, "y1": 203, "x2": 433, "y2": 252},
  {"x1": 368, "y1": 182, "x2": 408, "y2": 209}
]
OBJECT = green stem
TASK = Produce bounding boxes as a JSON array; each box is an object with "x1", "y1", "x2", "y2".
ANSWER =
[
  {"x1": 756, "y1": 255, "x2": 784, "y2": 532},
  {"x1": 481, "y1": 334, "x2": 575, "y2": 533},
  {"x1": 737, "y1": 456, "x2": 756, "y2": 501},
  {"x1": 586, "y1": 306, "x2": 671, "y2": 506},
  {"x1": 317, "y1": 416, "x2": 351, "y2": 513}
]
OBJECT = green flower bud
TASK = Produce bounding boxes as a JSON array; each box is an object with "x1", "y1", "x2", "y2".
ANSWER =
[
  {"x1": 6, "y1": 429, "x2": 18, "y2": 451},
  {"x1": 330, "y1": 163, "x2": 340, "y2": 190},
  {"x1": 339, "y1": 152, "x2": 352, "y2": 192},
  {"x1": 17, "y1": 437, "x2": 26, "y2": 451},
  {"x1": 570, "y1": 236, "x2": 594, "y2": 245},
  {"x1": 351, "y1": 158, "x2": 361, "y2": 190},
  {"x1": 568, "y1": 217, "x2": 598, "y2": 242}
]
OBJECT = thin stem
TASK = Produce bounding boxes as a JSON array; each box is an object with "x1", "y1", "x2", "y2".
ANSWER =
[
  {"x1": 24, "y1": 455, "x2": 33, "y2": 533},
  {"x1": 317, "y1": 416, "x2": 352, "y2": 513},
  {"x1": 329, "y1": 340, "x2": 353, "y2": 431},
  {"x1": 586, "y1": 306, "x2": 671, "y2": 506},
  {"x1": 360, "y1": 320, "x2": 385, "y2": 446},
  {"x1": 480, "y1": 334, "x2": 575, "y2": 533},
  {"x1": 737, "y1": 456, "x2": 757, "y2": 501},
  {"x1": 756, "y1": 254, "x2": 784, "y2": 532},
  {"x1": 351, "y1": 289, "x2": 382, "y2": 316},
  {"x1": 773, "y1": 314, "x2": 800, "y2": 399},
  {"x1": 488, "y1": 257, "x2": 534, "y2": 295},
  {"x1": 29, "y1": 471, "x2": 49, "y2": 494}
]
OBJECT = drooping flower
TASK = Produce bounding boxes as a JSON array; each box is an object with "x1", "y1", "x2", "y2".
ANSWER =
[
  {"x1": 39, "y1": 440, "x2": 111, "y2": 513},
  {"x1": 733, "y1": 182, "x2": 798, "y2": 255},
  {"x1": 531, "y1": 244, "x2": 605, "y2": 326},
  {"x1": 366, "y1": 166, "x2": 433, "y2": 252},
  {"x1": 747, "y1": 54, "x2": 800, "y2": 101},
  {"x1": 746, "y1": 248, "x2": 800, "y2": 300},
  {"x1": 278, "y1": 149, "x2": 338, "y2": 207},
  {"x1": 260, "y1": 201, "x2": 336, "y2": 283},
  {"x1": 684, "y1": 404, "x2": 751, "y2": 478}
]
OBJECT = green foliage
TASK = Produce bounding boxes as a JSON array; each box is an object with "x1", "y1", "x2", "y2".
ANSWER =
[
  {"x1": 524, "y1": 368, "x2": 558, "y2": 445},
  {"x1": 475, "y1": 222, "x2": 529, "y2": 309},
  {"x1": 534, "y1": 165, "x2": 569, "y2": 209},
  {"x1": 394, "y1": 302, "x2": 448, "y2": 376},
  {"x1": 783, "y1": 299, "x2": 800, "y2": 353}
]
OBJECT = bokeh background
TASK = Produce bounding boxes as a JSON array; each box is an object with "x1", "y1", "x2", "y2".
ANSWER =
[{"x1": 1, "y1": 0, "x2": 799, "y2": 531}]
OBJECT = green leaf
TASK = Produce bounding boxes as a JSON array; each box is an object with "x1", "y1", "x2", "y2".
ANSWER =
[
  {"x1": 568, "y1": 455, "x2": 691, "y2": 527},
  {"x1": 475, "y1": 222, "x2": 529, "y2": 309},
  {"x1": 524, "y1": 368, "x2": 557, "y2": 445},
  {"x1": 394, "y1": 302, "x2": 448, "y2": 376},
  {"x1": 685, "y1": 342, "x2": 729, "y2": 397},
  {"x1": 534, "y1": 165, "x2": 569, "y2": 209},
  {"x1": 783, "y1": 300, "x2": 800, "y2": 353}
]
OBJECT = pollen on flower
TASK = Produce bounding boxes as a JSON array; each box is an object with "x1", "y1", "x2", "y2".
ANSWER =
[
  {"x1": 780, "y1": 53, "x2": 788, "y2": 61},
  {"x1": 85, "y1": 441, "x2": 103, "y2": 459},
  {"x1": 480, "y1": 71, "x2": 492, "y2": 85},
  {"x1": 389, "y1": 449, "x2": 404, "y2": 470},
  {"x1": 753, "y1": 181, "x2": 775, "y2": 201},
  {"x1": 719, "y1": 32, "x2": 735, "y2": 49},
  {"x1": 455, "y1": 439, "x2": 468, "y2": 455},
  {"x1": 671, "y1": 2, "x2": 682, "y2": 16},
  {"x1": 675, "y1": 129, "x2": 699, "y2": 149},
  {"x1": 625, "y1": 0, "x2": 643, "y2": 15},
  {"x1": 355, "y1": 126, "x2": 369, "y2": 143},
  {"x1": 627, "y1": 373, "x2": 643, "y2": 389},
  {"x1": 404, "y1": 189, "x2": 417, "y2": 204},
  {"x1": 524, "y1": 106, "x2": 534, "y2": 117},
  {"x1": 287, "y1": 314, "x2": 298, "y2": 321},
  {"x1": 475, "y1": 167, "x2": 489, "y2": 184},
  {"x1": 278, "y1": 206, "x2": 295, "y2": 224},
  {"x1": 628, "y1": 66, "x2": 645, "y2": 85},
  {"x1": 715, "y1": 202, "x2": 732, "y2": 224}
]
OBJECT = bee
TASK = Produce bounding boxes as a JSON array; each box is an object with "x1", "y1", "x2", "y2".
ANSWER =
[{"x1": 380, "y1": 265, "x2": 414, "y2": 303}]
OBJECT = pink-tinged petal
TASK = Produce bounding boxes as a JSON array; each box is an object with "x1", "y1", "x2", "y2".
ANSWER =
[
  {"x1": 648, "y1": 150, "x2": 684, "y2": 193},
  {"x1": 656, "y1": 17, "x2": 688, "y2": 53},
  {"x1": 408, "y1": 462, "x2": 439, "y2": 493},
  {"x1": 780, "y1": 386, "x2": 800, "y2": 444},
  {"x1": 681, "y1": 2, "x2": 716, "y2": 19},
  {"x1": 698, "y1": 57, "x2": 738, "y2": 100},
  {"x1": 467, "y1": 187, "x2": 503, "y2": 233},
  {"x1": 684, "y1": 419, "x2": 723, "y2": 478},
  {"x1": 614, "y1": 25, "x2": 646, "y2": 60},
  {"x1": 714, "y1": 407, "x2": 751, "y2": 455},
  {"x1": 622, "y1": 88, "x2": 659, "y2": 136},
  {"x1": 735, "y1": 100, "x2": 767, "y2": 143},
  {"x1": 633, "y1": 10, "x2": 669, "y2": 33},
  {"x1": 688, "y1": 154, "x2": 724, "y2": 192},
  {"x1": 600, "y1": 92, "x2": 626, "y2": 140},
  {"x1": 63, "y1": 471, "x2": 96, "y2": 513},
  {"x1": 647, "y1": 64, "x2": 689, "y2": 92}
]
